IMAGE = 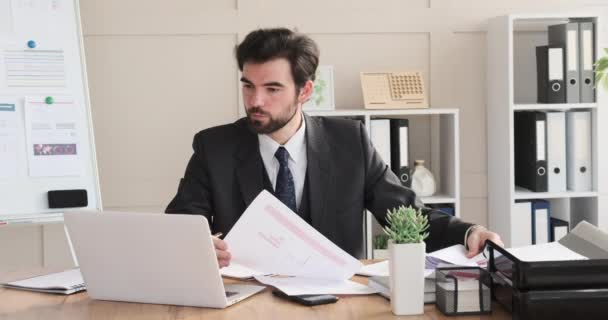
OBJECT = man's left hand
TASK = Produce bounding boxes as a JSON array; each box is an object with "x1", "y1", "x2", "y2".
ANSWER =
[{"x1": 466, "y1": 226, "x2": 504, "y2": 258}]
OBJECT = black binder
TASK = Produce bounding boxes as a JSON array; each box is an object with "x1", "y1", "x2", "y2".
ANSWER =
[
  {"x1": 536, "y1": 45, "x2": 566, "y2": 103},
  {"x1": 514, "y1": 111, "x2": 548, "y2": 192},
  {"x1": 390, "y1": 119, "x2": 411, "y2": 187}
]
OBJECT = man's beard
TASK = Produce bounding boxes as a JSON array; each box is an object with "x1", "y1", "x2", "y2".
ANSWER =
[{"x1": 246, "y1": 103, "x2": 299, "y2": 134}]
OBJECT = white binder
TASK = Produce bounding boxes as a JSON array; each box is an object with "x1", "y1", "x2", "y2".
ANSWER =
[
  {"x1": 578, "y1": 22, "x2": 595, "y2": 103},
  {"x1": 511, "y1": 201, "x2": 533, "y2": 248},
  {"x1": 545, "y1": 111, "x2": 567, "y2": 192},
  {"x1": 370, "y1": 119, "x2": 391, "y2": 166},
  {"x1": 566, "y1": 111, "x2": 592, "y2": 191}
]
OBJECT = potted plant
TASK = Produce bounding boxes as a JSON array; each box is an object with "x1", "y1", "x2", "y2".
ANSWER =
[
  {"x1": 383, "y1": 205, "x2": 429, "y2": 315},
  {"x1": 372, "y1": 234, "x2": 389, "y2": 259},
  {"x1": 595, "y1": 48, "x2": 608, "y2": 91}
]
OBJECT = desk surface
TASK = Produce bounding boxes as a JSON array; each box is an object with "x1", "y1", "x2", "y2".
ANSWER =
[{"x1": 0, "y1": 265, "x2": 511, "y2": 320}]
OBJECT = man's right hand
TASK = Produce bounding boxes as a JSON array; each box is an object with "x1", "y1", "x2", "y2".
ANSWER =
[{"x1": 212, "y1": 236, "x2": 231, "y2": 268}]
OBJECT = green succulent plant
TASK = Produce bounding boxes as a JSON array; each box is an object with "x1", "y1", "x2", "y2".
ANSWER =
[
  {"x1": 373, "y1": 233, "x2": 389, "y2": 250},
  {"x1": 595, "y1": 48, "x2": 608, "y2": 91},
  {"x1": 383, "y1": 205, "x2": 429, "y2": 244}
]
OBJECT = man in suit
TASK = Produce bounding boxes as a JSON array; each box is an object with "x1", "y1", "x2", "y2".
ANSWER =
[{"x1": 166, "y1": 28, "x2": 503, "y2": 267}]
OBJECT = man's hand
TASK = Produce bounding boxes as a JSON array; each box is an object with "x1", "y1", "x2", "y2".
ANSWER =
[
  {"x1": 465, "y1": 226, "x2": 504, "y2": 258},
  {"x1": 213, "y1": 235, "x2": 231, "y2": 268}
]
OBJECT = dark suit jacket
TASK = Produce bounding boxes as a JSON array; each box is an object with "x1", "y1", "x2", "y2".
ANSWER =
[{"x1": 166, "y1": 114, "x2": 472, "y2": 258}]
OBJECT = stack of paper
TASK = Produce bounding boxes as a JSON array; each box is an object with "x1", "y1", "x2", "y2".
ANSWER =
[
  {"x1": 222, "y1": 191, "x2": 376, "y2": 295},
  {"x1": 3, "y1": 269, "x2": 85, "y2": 295},
  {"x1": 368, "y1": 276, "x2": 437, "y2": 303},
  {"x1": 356, "y1": 244, "x2": 486, "y2": 278}
]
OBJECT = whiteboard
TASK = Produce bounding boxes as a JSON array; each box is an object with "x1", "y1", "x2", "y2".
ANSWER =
[{"x1": 0, "y1": 0, "x2": 101, "y2": 219}]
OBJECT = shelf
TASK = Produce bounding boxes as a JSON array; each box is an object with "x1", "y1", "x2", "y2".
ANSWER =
[
  {"x1": 513, "y1": 103, "x2": 597, "y2": 111},
  {"x1": 514, "y1": 189, "x2": 598, "y2": 200},
  {"x1": 305, "y1": 108, "x2": 458, "y2": 117},
  {"x1": 420, "y1": 194, "x2": 456, "y2": 204}
]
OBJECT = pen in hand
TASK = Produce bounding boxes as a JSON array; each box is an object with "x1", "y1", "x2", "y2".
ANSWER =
[{"x1": 213, "y1": 232, "x2": 223, "y2": 238}]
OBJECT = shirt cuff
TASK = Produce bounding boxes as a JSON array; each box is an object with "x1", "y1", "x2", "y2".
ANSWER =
[{"x1": 464, "y1": 225, "x2": 480, "y2": 251}]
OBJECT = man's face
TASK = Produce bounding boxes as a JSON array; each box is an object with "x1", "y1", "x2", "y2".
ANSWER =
[{"x1": 241, "y1": 58, "x2": 301, "y2": 134}]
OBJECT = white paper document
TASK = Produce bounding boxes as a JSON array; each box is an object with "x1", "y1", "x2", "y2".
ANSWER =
[
  {"x1": 357, "y1": 260, "x2": 390, "y2": 277},
  {"x1": 506, "y1": 242, "x2": 588, "y2": 262},
  {"x1": 3, "y1": 268, "x2": 85, "y2": 295},
  {"x1": 356, "y1": 244, "x2": 483, "y2": 278},
  {"x1": 254, "y1": 275, "x2": 378, "y2": 296},
  {"x1": 24, "y1": 96, "x2": 82, "y2": 177},
  {"x1": 220, "y1": 262, "x2": 265, "y2": 279},
  {"x1": 224, "y1": 190, "x2": 362, "y2": 280},
  {"x1": 4, "y1": 49, "x2": 67, "y2": 88},
  {"x1": 426, "y1": 244, "x2": 487, "y2": 268},
  {"x1": 0, "y1": 99, "x2": 19, "y2": 178}
]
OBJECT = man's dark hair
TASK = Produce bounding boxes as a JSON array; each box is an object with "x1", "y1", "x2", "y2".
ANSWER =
[{"x1": 236, "y1": 28, "x2": 320, "y2": 89}]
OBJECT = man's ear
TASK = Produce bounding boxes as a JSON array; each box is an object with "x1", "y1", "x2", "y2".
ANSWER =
[{"x1": 298, "y1": 80, "x2": 314, "y2": 104}]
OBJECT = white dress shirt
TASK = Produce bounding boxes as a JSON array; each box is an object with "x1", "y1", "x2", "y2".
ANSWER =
[{"x1": 258, "y1": 116, "x2": 308, "y2": 211}]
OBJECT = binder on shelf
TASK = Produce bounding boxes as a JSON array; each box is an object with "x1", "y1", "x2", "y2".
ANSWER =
[
  {"x1": 531, "y1": 200, "x2": 550, "y2": 245},
  {"x1": 578, "y1": 21, "x2": 595, "y2": 103},
  {"x1": 390, "y1": 119, "x2": 411, "y2": 188},
  {"x1": 536, "y1": 46, "x2": 565, "y2": 103},
  {"x1": 551, "y1": 217, "x2": 569, "y2": 242},
  {"x1": 548, "y1": 22, "x2": 580, "y2": 103},
  {"x1": 545, "y1": 111, "x2": 567, "y2": 192},
  {"x1": 370, "y1": 119, "x2": 392, "y2": 166},
  {"x1": 566, "y1": 111, "x2": 592, "y2": 191},
  {"x1": 511, "y1": 201, "x2": 533, "y2": 248},
  {"x1": 429, "y1": 204, "x2": 455, "y2": 216},
  {"x1": 514, "y1": 111, "x2": 547, "y2": 192}
]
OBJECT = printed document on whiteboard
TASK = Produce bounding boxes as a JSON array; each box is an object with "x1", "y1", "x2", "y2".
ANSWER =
[
  {"x1": 223, "y1": 190, "x2": 362, "y2": 281},
  {"x1": 24, "y1": 96, "x2": 82, "y2": 177}
]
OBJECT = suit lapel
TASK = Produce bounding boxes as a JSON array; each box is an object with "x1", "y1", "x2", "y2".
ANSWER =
[
  {"x1": 304, "y1": 114, "x2": 331, "y2": 230},
  {"x1": 235, "y1": 121, "x2": 265, "y2": 208}
]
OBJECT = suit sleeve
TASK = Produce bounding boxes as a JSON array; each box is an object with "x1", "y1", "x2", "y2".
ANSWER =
[
  {"x1": 359, "y1": 122, "x2": 472, "y2": 252},
  {"x1": 165, "y1": 132, "x2": 213, "y2": 221}
]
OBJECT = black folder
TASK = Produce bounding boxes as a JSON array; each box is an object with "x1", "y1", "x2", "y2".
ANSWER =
[
  {"x1": 514, "y1": 111, "x2": 548, "y2": 192},
  {"x1": 536, "y1": 45, "x2": 566, "y2": 103},
  {"x1": 390, "y1": 119, "x2": 411, "y2": 188}
]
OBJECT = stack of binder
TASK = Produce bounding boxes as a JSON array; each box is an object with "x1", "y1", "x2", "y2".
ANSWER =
[
  {"x1": 487, "y1": 222, "x2": 608, "y2": 319},
  {"x1": 514, "y1": 110, "x2": 592, "y2": 193},
  {"x1": 537, "y1": 20, "x2": 595, "y2": 103}
]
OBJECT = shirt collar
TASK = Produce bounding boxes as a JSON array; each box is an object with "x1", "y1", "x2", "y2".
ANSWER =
[{"x1": 258, "y1": 114, "x2": 307, "y2": 163}]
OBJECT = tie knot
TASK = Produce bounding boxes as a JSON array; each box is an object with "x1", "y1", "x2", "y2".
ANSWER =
[{"x1": 274, "y1": 147, "x2": 290, "y2": 166}]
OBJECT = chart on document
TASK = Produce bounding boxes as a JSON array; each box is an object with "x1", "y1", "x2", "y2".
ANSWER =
[{"x1": 225, "y1": 190, "x2": 361, "y2": 280}]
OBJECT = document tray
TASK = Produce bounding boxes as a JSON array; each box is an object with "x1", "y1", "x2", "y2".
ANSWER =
[{"x1": 487, "y1": 240, "x2": 608, "y2": 291}]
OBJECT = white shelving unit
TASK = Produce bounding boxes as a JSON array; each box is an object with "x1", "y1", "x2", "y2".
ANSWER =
[
  {"x1": 487, "y1": 13, "x2": 608, "y2": 247},
  {"x1": 307, "y1": 108, "x2": 460, "y2": 258}
]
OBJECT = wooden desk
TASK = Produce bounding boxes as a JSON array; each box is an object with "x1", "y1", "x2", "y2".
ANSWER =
[{"x1": 0, "y1": 267, "x2": 511, "y2": 320}]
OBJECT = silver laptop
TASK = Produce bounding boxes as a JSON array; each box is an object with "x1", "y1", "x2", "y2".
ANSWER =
[{"x1": 63, "y1": 211, "x2": 265, "y2": 308}]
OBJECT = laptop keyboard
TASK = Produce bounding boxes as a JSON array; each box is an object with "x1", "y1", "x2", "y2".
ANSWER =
[{"x1": 225, "y1": 291, "x2": 238, "y2": 298}]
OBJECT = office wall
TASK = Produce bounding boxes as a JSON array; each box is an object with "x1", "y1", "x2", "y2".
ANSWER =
[{"x1": 2, "y1": 0, "x2": 608, "y2": 271}]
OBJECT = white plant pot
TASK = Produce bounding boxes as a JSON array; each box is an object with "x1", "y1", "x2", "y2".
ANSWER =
[
  {"x1": 388, "y1": 241, "x2": 425, "y2": 315},
  {"x1": 373, "y1": 249, "x2": 389, "y2": 260}
]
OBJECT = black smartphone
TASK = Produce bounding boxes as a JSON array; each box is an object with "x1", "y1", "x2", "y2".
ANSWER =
[{"x1": 272, "y1": 289, "x2": 339, "y2": 306}]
